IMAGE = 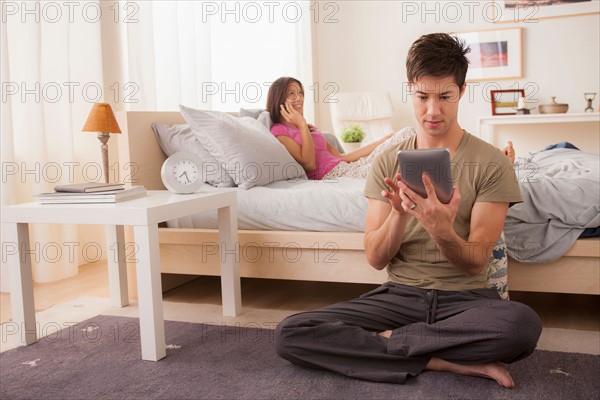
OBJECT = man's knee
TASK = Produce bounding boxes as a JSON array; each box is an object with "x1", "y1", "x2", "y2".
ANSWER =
[
  {"x1": 275, "y1": 316, "x2": 292, "y2": 359},
  {"x1": 275, "y1": 313, "x2": 307, "y2": 360},
  {"x1": 496, "y1": 301, "x2": 542, "y2": 360}
]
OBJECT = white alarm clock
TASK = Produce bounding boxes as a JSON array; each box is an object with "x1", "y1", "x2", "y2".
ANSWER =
[{"x1": 160, "y1": 151, "x2": 204, "y2": 194}]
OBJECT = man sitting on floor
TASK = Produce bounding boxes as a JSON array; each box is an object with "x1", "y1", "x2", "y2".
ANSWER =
[{"x1": 274, "y1": 33, "x2": 542, "y2": 388}]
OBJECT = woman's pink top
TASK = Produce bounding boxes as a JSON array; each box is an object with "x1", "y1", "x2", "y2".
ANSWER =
[{"x1": 271, "y1": 123, "x2": 342, "y2": 180}]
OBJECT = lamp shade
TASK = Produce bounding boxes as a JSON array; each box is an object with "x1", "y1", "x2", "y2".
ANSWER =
[{"x1": 82, "y1": 103, "x2": 121, "y2": 134}]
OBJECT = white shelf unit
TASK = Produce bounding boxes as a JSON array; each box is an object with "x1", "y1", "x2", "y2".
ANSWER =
[{"x1": 478, "y1": 113, "x2": 600, "y2": 154}]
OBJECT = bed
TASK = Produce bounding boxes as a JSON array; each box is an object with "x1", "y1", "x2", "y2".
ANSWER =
[{"x1": 115, "y1": 111, "x2": 600, "y2": 296}]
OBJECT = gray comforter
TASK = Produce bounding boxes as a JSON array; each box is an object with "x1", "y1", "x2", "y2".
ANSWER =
[{"x1": 504, "y1": 148, "x2": 600, "y2": 263}]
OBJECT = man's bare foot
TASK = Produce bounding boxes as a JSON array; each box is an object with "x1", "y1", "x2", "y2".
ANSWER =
[
  {"x1": 426, "y1": 357, "x2": 515, "y2": 388},
  {"x1": 378, "y1": 330, "x2": 392, "y2": 339}
]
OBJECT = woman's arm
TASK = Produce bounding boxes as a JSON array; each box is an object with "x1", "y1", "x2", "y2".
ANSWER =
[
  {"x1": 337, "y1": 132, "x2": 394, "y2": 162},
  {"x1": 277, "y1": 102, "x2": 316, "y2": 171},
  {"x1": 276, "y1": 136, "x2": 316, "y2": 171}
]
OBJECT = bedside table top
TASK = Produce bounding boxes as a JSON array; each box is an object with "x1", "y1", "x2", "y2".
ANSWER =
[{"x1": 2, "y1": 190, "x2": 236, "y2": 226}]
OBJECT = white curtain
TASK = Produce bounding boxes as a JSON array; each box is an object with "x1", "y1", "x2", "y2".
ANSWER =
[
  {"x1": 1, "y1": 1, "x2": 106, "y2": 291},
  {"x1": 119, "y1": 0, "x2": 314, "y2": 118},
  {"x1": 1, "y1": 0, "x2": 314, "y2": 291}
]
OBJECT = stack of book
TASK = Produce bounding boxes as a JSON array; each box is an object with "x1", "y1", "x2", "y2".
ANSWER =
[{"x1": 36, "y1": 183, "x2": 146, "y2": 204}]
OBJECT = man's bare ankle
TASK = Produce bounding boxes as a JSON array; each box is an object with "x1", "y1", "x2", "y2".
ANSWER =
[
  {"x1": 425, "y1": 357, "x2": 514, "y2": 388},
  {"x1": 378, "y1": 330, "x2": 392, "y2": 339}
]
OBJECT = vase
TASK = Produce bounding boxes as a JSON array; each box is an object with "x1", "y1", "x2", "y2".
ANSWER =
[{"x1": 341, "y1": 142, "x2": 362, "y2": 153}]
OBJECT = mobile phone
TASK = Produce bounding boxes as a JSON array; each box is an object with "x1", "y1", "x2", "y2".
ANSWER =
[{"x1": 396, "y1": 148, "x2": 454, "y2": 204}]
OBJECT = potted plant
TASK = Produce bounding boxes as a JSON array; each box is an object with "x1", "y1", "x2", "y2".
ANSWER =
[{"x1": 340, "y1": 124, "x2": 366, "y2": 152}]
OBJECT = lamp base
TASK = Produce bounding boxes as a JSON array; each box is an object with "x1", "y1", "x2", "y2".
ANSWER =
[{"x1": 97, "y1": 132, "x2": 110, "y2": 183}]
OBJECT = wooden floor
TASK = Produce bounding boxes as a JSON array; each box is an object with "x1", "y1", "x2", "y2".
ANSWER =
[{"x1": 1, "y1": 261, "x2": 599, "y2": 332}]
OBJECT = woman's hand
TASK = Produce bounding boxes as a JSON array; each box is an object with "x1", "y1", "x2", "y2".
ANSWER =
[
  {"x1": 280, "y1": 101, "x2": 307, "y2": 129},
  {"x1": 502, "y1": 140, "x2": 515, "y2": 164}
]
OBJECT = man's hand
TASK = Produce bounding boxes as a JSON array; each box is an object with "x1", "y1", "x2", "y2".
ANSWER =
[
  {"x1": 381, "y1": 173, "x2": 408, "y2": 214},
  {"x1": 396, "y1": 172, "x2": 461, "y2": 241},
  {"x1": 364, "y1": 172, "x2": 417, "y2": 270}
]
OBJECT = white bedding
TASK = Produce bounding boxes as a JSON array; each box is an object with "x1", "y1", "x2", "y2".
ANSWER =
[{"x1": 167, "y1": 178, "x2": 368, "y2": 232}]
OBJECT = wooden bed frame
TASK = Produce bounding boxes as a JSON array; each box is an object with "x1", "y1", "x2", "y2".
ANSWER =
[{"x1": 115, "y1": 111, "x2": 599, "y2": 296}]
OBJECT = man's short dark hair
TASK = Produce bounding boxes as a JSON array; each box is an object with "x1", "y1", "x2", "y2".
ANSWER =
[{"x1": 406, "y1": 33, "x2": 471, "y2": 89}]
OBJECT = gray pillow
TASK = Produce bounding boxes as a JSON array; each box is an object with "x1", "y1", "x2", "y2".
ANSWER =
[
  {"x1": 151, "y1": 122, "x2": 236, "y2": 188},
  {"x1": 180, "y1": 106, "x2": 307, "y2": 189},
  {"x1": 323, "y1": 133, "x2": 345, "y2": 154},
  {"x1": 239, "y1": 108, "x2": 272, "y2": 131},
  {"x1": 238, "y1": 108, "x2": 264, "y2": 119}
]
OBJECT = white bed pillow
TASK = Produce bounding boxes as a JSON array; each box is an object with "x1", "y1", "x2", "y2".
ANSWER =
[
  {"x1": 151, "y1": 122, "x2": 236, "y2": 188},
  {"x1": 180, "y1": 105, "x2": 307, "y2": 189}
]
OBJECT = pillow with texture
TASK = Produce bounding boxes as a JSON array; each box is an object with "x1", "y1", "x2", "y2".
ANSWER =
[
  {"x1": 487, "y1": 234, "x2": 509, "y2": 300},
  {"x1": 180, "y1": 106, "x2": 307, "y2": 189},
  {"x1": 239, "y1": 108, "x2": 273, "y2": 131},
  {"x1": 151, "y1": 122, "x2": 236, "y2": 188}
]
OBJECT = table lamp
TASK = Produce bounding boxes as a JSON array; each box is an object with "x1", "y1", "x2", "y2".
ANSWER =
[{"x1": 82, "y1": 103, "x2": 121, "y2": 183}]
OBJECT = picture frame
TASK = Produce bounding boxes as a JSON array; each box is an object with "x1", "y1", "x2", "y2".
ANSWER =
[
  {"x1": 492, "y1": 0, "x2": 600, "y2": 23},
  {"x1": 452, "y1": 28, "x2": 522, "y2": 82},
  {"x1": 490, "y1": 89, "x2": 525, "y2": 116}
]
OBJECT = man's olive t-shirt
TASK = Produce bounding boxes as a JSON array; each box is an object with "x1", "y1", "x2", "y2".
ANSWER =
[{"x1": 364, "y1": 129, "x2": 522, "y2": 291}]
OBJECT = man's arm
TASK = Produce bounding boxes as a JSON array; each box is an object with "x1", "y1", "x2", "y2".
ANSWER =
[
  {"x1": 364, "y1": 174, "x2": 412, "y2": 270},
  {"x1": 397, "y1": 173, "x2": 507, "y2": 276},
  {"x1": 434, "y1": 201, "x2": 508, "y2": 276}
]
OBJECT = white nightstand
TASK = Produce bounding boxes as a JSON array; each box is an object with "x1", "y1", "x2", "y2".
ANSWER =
[{"x1": 2, "y1": 190, "x2": 240, "y2": 361}]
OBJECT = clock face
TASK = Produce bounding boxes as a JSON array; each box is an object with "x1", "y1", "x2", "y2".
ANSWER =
[
  {"x1": 172, "y1": 160, "x2": 199, "y2": 185},
  {"x1": 161, "y1": 151, "x2": 204, "y2": 194}
]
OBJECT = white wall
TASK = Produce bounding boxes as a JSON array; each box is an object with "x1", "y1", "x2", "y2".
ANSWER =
[{"x1": 312, "y1": 1, "x2": 600, "y2": 140}]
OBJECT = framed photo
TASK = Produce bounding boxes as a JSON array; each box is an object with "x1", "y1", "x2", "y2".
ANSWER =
[
  {"x1": 452, "y1": 28, "x2": 522, "y2": 82},
  {"x1": 490, "y1": 89, "x2": 525, "y2": 116},
  {"x1": 493, "y1": 0, "x2": 600, "y2": 22}
]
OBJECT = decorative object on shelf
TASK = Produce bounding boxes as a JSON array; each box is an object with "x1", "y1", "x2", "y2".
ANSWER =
[
  {"x1": 584, "y1": 92, "x2": 597, "y2": 113},
  {"x1": 492, "y1": 0, "x2": 599, "y2": 22},
  {"x1": 539, "y1": 97, "x2": 569, "y2": 114},
  {"x1": 516, "y1": 96, "x2": 532, "y2": 115},
  {"x1": 161, "y1": 151, "x2": 204, "y2": 194},
  {"x1": 82, "y1": 103, "x2": 121, "y2": 183},
  {"x1": 490, "y1": 89, "x2": 525, "y2": 116},
  {"x1": 340, "y1": 124, "x2": 366, "y2": 152},
  {"x1": 451, "y1": 28, "x2": 522, "y2": 81}
]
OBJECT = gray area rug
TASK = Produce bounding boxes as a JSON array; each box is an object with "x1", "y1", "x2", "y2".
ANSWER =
[{"x1": 1, "y1": 315, "x2": 598, "y2": 400}]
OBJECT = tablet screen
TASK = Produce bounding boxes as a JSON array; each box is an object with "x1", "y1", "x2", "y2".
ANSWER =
[{"x1": 396, "y1": 148, "x2": 453, "y2": 204}]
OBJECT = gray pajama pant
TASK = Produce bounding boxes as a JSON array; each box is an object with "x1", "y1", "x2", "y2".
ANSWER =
[{"x1": 275, "y1": 281, "x2": 542, "y2": 383}]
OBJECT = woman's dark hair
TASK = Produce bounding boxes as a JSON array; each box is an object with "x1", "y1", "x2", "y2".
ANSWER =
[
  {"x1": 406, "y1": 33, "x2": 470, "y2": 89},
  {"x1": 266, "y1": 76, "x2": 303, "y2": 124}
]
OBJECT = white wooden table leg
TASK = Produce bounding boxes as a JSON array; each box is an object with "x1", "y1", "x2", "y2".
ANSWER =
[
  {"x1": 133, "y1": 224, "x2": 165, "y2": 361},
  {"x1": 218, "y1": 203, "x2": 241, "y2": 317},
  {"x1": 105, "y1": 225, "x2": 129, "y2": 307},
  {"x1": 6, "y1": 222, "x2": 36, "y2": 345}
]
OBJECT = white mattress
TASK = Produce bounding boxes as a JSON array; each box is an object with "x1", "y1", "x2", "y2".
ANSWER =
[{"x1": 167, "y1": 178, "x2": 368, "y2": 232}]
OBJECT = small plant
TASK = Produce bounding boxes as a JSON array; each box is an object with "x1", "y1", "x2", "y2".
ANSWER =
[{"x1": 340, "y1": 124, "x2": 366, "y2": 143}]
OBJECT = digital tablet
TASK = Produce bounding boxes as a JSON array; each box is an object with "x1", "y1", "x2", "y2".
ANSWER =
[{"x1": 396, "y1": 148, "x2": 454, "y2": 204}]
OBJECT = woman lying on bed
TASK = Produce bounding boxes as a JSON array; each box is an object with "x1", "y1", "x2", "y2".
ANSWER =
[{"x1": 266, "y1": 76, "x2": 515, "y2": 180}]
